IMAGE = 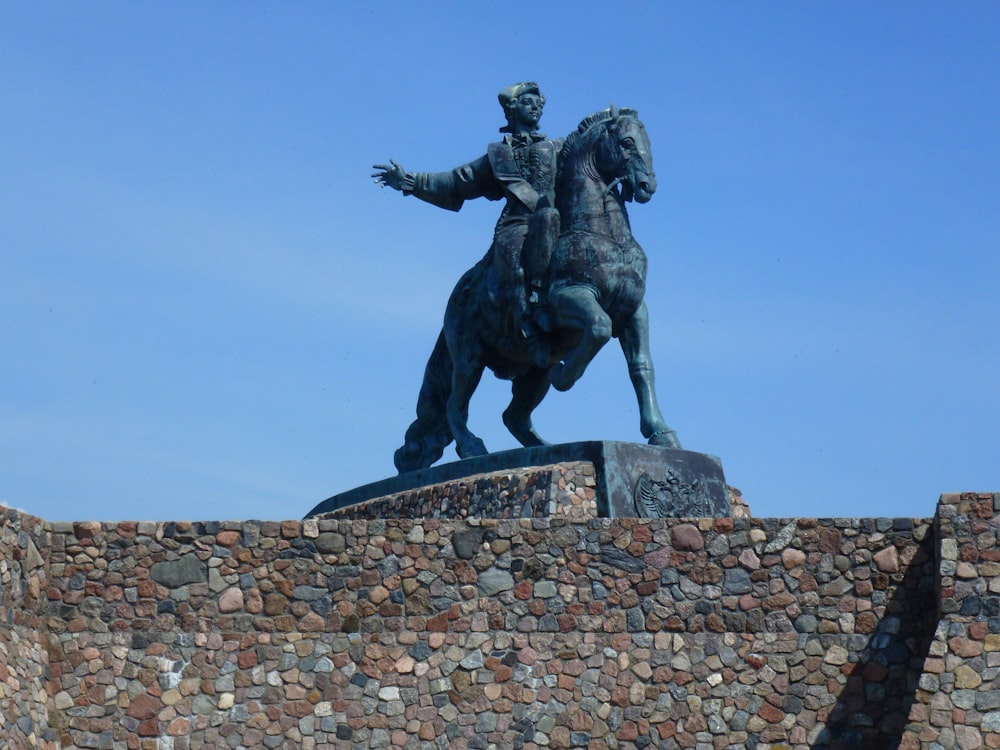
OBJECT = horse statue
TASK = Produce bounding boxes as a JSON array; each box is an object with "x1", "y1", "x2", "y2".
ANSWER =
[{"x1": 393, "y1": 106, "x2": 681, "y2": 474}]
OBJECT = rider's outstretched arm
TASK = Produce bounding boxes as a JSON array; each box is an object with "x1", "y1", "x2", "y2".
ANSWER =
[{"x1": 374, "y1": 156, "x2": 501, "y2": 212}]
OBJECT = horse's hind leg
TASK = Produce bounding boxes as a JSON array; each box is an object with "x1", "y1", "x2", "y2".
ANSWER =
[
  {"x1": 619, "y1": 302, "x2": 681, "y2": 448},
  {"x1": 447, "y1": 358, "x2": 489, "y2": 459},
  {"x1": 503, "y1": 368, "x2": 552, "y2": 447},
  {"x1": 394, "y1": 331, "x2": 455, "y2": 473},
  {"x1": 549, "y1": 285, "x2": 612, "y2": 392}
]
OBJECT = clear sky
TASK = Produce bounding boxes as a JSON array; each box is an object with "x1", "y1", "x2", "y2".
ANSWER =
[{"x1": 2, "y1": 3, "x2": 998, "y2": 522}]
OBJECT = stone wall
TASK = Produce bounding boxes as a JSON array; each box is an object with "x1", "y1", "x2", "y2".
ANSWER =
[
  {"x1": 899, "y1": 492, "x2": 1000, "y2": 750},
  {"x1": 0, "y1": 493, "x2": 996, "y2": 749},
  {"x1": 323, "y1": 461, "x2": 600, "y2": 521},
  {"x1": 0, "y1": 506, "x2": 55, "y2": 748}
]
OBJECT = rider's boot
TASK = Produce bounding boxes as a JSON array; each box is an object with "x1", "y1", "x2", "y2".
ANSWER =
[
  {"x1": 527, "y1": 279, "x2": 552, "y2": 333},
  {"x1": 522, "y1": 280, "x2": 550, "y2": 368},
  {"x1": 522, "y1": 317, "x2": 550, "y2": 369}
]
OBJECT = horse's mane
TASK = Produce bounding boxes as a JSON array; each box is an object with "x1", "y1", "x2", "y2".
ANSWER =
[
  {"x1": 575, "y1": 107, "x2": 638, "y2": 134},
  {"x1": 559, "y1": 107, "x2": 640, "y2": 175}
]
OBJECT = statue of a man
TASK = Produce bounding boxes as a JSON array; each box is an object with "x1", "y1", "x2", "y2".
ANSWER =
[{"x1": 373, "y1": 82, "x2": 561, "y2": 368}]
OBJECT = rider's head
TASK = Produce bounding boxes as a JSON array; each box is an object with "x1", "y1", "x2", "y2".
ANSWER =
[{"x1": 498, "y1": 82, "x2": 545, "y2": 133}]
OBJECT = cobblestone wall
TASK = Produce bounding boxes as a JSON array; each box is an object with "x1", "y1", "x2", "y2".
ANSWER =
[
  {"x1": 899, "y1": 492, "x2": 1000, "y2": 750},
  {"x1": 0, "y1": 506, "x2": 55, "y2": 748},
  {"x1": 326, "y1": 462, "x2": 599, "y2": 521},
  {"x1": 0, "y1": 493, "x2": 996, "y2": 749}
]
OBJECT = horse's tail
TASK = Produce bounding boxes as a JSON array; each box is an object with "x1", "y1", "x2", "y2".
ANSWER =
[{"x1": 393, "y1": 330, "x2": 454, "y2": 474}]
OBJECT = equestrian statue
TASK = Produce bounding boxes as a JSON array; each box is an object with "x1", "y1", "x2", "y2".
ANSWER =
[{"x1": 373, "y1": 82, "x2": 681, "y2": 474}]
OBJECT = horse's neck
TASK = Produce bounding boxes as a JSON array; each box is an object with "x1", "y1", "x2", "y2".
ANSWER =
[{"x1": 559, "y1": 158, "x2": 632, "y2": 240}]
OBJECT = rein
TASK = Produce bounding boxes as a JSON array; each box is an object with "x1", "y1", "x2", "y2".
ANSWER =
[
  {"x1": 558, "y1": 111, "x2": 646, "y2": 238},
  {"x1": 599, "y1": 123, "x2": 628, "y2": 196}
]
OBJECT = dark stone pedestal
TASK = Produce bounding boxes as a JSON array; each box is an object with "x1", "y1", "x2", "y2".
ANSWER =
[{"x1": 306, "y1": 442, "x2": 729, "y2": 520}]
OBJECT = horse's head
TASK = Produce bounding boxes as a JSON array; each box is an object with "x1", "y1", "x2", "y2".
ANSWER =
[{"x1": 598, "y1": 105, "x2": 656, "y2": 203}]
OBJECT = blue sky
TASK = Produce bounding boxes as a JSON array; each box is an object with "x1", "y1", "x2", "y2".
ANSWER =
[{"x1": 2, "y1": 3, "x2": 997, "y2": 522}]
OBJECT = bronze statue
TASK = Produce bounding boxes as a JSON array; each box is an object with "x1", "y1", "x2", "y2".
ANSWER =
[
  {"x1": 374, "y1": 84, "x2": 681, "y2": 473},
  {"x1": 374, "y1": 82, "x2": 558, "y2": 368}
]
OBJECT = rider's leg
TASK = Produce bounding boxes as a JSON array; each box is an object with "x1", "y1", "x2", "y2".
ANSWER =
[
  {"x1": 493, "y1": 225, "x2": 528, "y2": 297},
  {"x1": 523, "y1": 207, "x2": 560, "y2": 307},
  {"x1": 494, "y1": 220, "x2": 551, "y2": 368},
  {"x1": 548, "y1": 285, "x2": 612, "y2": 392},
  {"x1": 619, "y1": 302, "x2": 681, "y2": 448}
]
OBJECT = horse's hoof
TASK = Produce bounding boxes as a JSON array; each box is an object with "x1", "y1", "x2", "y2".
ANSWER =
[
  {"x1": 394, "y1": 445, "x2": 423, "y2": 474},
  {"x1": 550, "y1": 363, "x2": 574, "y2": 392},
  {"x1": 648, "y1": 429, "x2": 681, "y2": 449},
  {"x1": 457, "y1": 438, "x2": 488, "y2": 459}
]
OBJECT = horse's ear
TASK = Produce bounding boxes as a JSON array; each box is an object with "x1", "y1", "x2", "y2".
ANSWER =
[{"x1": 607, "y1": 102, "x2": 619, "y2": 129}]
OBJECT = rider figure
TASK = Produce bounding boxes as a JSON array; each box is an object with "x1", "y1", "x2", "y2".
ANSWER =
[{"x1": 373, "y1": 82, "x2": 560, "y2": 368}]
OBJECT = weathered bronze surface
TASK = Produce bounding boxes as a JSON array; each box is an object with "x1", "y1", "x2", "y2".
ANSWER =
[{"x1": 374, "y1": 84, "x2": 680, "y2": 473}]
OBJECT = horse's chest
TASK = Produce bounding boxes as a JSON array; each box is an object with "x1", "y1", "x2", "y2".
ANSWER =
[
  {"x1": 556, "y1": 233, "x2": 646, "y2": 285},
  {"x1": 554, "y1": 233, "x2": 647, "y2": 316}
]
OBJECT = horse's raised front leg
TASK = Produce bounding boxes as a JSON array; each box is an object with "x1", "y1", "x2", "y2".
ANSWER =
[
  {"x1": 619, "y1": 302, "x2": 681, "y2": 448},
  {"x1": 549, "y1": 285, "x2": 612, "y2": 392},
  {"x1": 447, "y1": 357, "x2": 489, "y2": 459},
  {"x1": 503, "y1": 368, "x2": 552, "y2": 447}
]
